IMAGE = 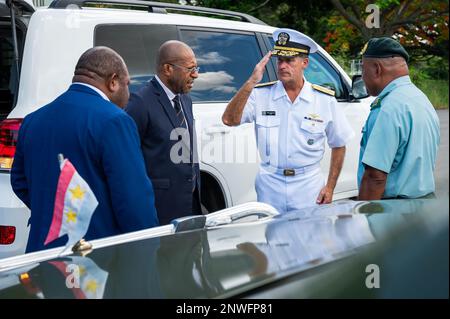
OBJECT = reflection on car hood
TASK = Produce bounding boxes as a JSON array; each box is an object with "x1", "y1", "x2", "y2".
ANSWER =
[{"x1": 0, "y1": 198, "x2": 447, "y2": 298}]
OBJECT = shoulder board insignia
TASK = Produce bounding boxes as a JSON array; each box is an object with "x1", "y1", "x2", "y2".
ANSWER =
[
  {"x1": 255, "y1": 81, "x2": 277, "y2": 88},
  {"x1": 312, "y1": 84, "x2": 335, "y2": 96}
]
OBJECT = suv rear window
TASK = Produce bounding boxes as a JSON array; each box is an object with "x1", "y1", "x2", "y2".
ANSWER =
[
  {"x1": 95, "y1": 24, "x2": 269, "y2": 103},
  {"x1": 95, "y1": 24, "x2": 178, "y2": 93}
]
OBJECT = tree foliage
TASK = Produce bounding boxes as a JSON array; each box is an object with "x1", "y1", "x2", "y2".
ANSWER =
[
  {"x1": 327, "y1": 0, "x2": 449, "y2": 58},
  {"x1": 180, "y1": 0, "x2": 448, "y2": 59},
  {"x1": 191, "y1": 0, "x2": 335, "y2": 38}
]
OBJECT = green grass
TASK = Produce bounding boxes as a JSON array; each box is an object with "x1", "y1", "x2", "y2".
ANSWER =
[{"x1": 415, "y1": 79, "x2": 449, "y2": 109}]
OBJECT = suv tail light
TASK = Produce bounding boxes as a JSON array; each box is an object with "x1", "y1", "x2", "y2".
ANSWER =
[
  {"x1": 0, "y1": 119, "x2": 22, "y2": 170},
  {"x1": 0, "y1": 225, "x2": 16, "y2": 244}
]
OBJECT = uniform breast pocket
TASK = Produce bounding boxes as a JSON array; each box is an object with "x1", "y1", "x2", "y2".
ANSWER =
[
  {"x1": 300, "y1": 120, "x2": 326, "y2": 150},
  {"x1": 300, "y1": 120, "x2": 325, "y2": 135},
  {"x1": 256, "y1": 116, "x2": 281, "y2": 164}
]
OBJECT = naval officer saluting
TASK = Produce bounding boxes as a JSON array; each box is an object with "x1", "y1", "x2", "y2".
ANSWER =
[{"x1": 222, "y1": 28, "x2": 354, "y2": 213}]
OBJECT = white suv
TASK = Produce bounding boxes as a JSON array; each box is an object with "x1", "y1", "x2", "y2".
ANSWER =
[{"x1": 0, "y1": 0, "x2": 372, "y2": 258}]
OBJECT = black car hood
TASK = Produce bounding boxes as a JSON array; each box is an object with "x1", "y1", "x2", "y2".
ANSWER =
[{"x1": 0, "y1": 198, "x2": 448, "y2": 298}]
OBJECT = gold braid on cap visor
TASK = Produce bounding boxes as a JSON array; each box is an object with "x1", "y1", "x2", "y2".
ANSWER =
[
  {"x1": 272, "y1": 50, "x2": 300, "y2": 57},
  {"x1": 273, "y1": 45, "x2": 309, "y2": 53}
]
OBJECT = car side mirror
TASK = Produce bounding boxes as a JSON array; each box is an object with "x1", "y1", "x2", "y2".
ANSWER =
[{"x1": 351, "y1": 75, "x2": 369, "y2": 99}]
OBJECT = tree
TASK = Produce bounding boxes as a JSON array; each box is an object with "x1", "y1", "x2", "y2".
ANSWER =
[
  {"x1": 180, "y1": 0, "x2": 448, "y2": 59},
  {"x1": 327, "y1": 0, "x2": 449, "y2": 57},
  {"x1": 191, "y1": 0, "x2": 335, "y2": 39}
]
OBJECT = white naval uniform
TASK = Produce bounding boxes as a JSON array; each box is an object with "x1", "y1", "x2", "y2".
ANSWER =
[{"x1": 241, "y1": 79, "x2": 354, "y2": 214}]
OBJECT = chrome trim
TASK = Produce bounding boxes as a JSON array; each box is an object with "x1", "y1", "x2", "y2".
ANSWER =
[
  {"x1": 172, "y1": 215, "x2": 206, "y2": 233},
  {"x1": 205, "y1": 202, "x2": 279, "y2": 227},
  {"x1": 0, "y1": 224, "x2": 174, "y2": 272},
  {"x1": 87, "y1": 224, "x2": 174, "y2": 249},
  {"x1": 0, "y1": 202, "x2": 278, "y2": 271}
]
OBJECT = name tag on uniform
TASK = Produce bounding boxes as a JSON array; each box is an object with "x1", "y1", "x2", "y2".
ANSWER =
[
  {"x1": 304, "y1": 116, "x2": 324, "y2": 123},
  {"x1": 262, "y1": 111, "x2": 276, "y2": 116}
]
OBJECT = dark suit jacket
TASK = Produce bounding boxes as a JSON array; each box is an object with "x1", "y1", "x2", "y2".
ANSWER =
[
  {"x1": 126, "y1": 77, "x2": 200, "y2": 225},
  {"x1": 11, "y1": 84, "x2": 159, "y2": 253}
]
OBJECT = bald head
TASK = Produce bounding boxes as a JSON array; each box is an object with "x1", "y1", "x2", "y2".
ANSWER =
[
  {"x1": 362, "y1": 56, "x2": 409, "y2": 96},
  {"x1": 156, "y1": 40, "x2": 198, "y2": 94},
  {"x1": 156, "y1": 40, "x2": 195, "y2": 72},
  {"x1": 72, "y1": 46, "x2": 131, "y2": 108},
  {"x1": 73, "y1": 46, "x2": 128, "y2": 83}
]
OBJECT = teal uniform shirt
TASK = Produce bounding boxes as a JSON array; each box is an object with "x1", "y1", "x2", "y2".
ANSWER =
[{"x1": 357, "y1": 75, "x2": 440, "y2": 198}]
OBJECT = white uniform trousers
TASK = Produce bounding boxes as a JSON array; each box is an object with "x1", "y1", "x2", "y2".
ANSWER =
[{"x1": 255, "y1": 164, "x2": 325, "y2": 214}]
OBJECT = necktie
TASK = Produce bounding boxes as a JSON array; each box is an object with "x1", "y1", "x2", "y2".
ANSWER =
[
  {"x1": 173, "y1": 95, "x2": 187, "y2": 129},
  {"x1": 173, "y1": 96, "x2": 196, "y2": 192}
]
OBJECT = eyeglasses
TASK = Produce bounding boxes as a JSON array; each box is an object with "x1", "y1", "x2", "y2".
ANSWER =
[{"x1": 168, "y1": 63, "x2": 200, "y2": 74}]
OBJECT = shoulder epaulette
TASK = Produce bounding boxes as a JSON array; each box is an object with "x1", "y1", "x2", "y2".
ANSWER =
[
  {"x1": 255, "y1": 81, "x2": 277, "y2": 88},
  {"x1": 312, "y1": 84, "x2": 335, "y2": 96}
]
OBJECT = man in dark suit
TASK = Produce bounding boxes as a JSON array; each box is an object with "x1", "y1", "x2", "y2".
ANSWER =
[
  {"x1": 11, "y1": 47, "x2": 159, "y2": 253},
  {"x1": 126, "y1": 40, "x2": 201, "y2": 225}
]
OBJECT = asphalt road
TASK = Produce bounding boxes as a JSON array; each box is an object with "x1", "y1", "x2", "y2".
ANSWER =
[{"x1": 435, "y1": 109, "x2": 449, "y2": 197}]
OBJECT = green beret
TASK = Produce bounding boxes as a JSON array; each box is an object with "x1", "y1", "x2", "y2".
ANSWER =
[{"x1": 361, "y1": 37, "x2": 409, "y2": 62}]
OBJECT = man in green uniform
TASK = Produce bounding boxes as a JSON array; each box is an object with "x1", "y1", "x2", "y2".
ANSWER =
[{"x1": 358, "y1": 37, "x2": 440, "y2": 200}]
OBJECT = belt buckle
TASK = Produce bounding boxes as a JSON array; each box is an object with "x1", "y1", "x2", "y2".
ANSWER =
[{"x1": 283, "y1": 169, "x2": 295, "y2": 176}]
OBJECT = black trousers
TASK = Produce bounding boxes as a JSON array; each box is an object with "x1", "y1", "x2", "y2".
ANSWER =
[{"x1": 192, "y1": 186, "x2": 202, "y2": 215}]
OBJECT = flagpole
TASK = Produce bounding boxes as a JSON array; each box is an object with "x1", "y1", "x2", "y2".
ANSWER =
[
  {"x1": 58, "y1": 153, "x2": 64, "y2": 170},
  {"x1": 56, "y1": 153, "x2": 69, "y2": 256}
]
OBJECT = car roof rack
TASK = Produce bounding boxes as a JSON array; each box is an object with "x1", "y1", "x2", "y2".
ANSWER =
[{"x1": 48, "y1": 0, "x2": 267, "y2": 25}]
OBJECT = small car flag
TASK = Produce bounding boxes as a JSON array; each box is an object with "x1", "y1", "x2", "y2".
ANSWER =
[{"x1": 44, "y1": 155, "x2": 98, "y2": 247}]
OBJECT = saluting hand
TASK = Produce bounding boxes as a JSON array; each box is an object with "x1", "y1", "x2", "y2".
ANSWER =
[
  {"x1": 249, "y1": 51, "x2": 272, "y2": 85},
  {"x1": 316, "y1": 185, "x2": 333, "y2": 205}
]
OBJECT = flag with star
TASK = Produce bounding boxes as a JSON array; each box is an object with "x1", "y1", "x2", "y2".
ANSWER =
[
  {"x1": 48, "y1": 256, "x2": 108, "y2": 299},
  {"x1": 44, "y1": 157, "x2": 98, "y2": 247}
]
